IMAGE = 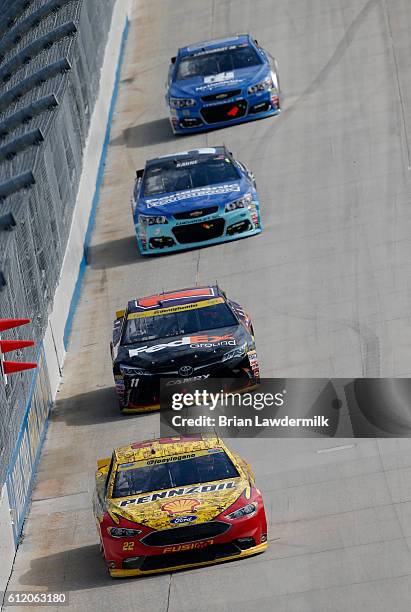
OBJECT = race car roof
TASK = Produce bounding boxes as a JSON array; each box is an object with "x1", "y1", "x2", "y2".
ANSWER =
[
  {"x1": 127, "y1": 285, "x2": 223, "y2": 314},
  {"x1": 179, "y1": 34, "x2": 251, "y2": 57},
  {"x1": 114, "y1": 435, "x2": 223, "y2": 464},
  {"x1": 145, "y1": 147, "x2": 226, "y2": 168}
]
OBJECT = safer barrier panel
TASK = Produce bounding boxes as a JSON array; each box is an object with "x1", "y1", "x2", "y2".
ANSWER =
[{"x1": 5, "y1": 346, "x2": 52, "y2": 545}]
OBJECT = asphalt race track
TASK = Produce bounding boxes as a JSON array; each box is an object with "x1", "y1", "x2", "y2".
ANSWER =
[{"x1": 5, "y1": 1, "x2": 411, "y2": 610}]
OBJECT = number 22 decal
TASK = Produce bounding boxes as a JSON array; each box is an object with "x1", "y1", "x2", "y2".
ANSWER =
[{"x1": 123, "y1": 542, "x2": 135, "y2": 551}]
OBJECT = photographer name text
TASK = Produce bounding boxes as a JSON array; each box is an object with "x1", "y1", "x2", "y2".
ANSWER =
[{"x1": 171, "y1": 414, "x2": 330, "y2": 428}]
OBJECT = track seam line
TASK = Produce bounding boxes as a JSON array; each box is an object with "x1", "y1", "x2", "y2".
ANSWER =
[
  {"x1": 382, "y1": 0, "x2": 411, "y2": 171},
  {"x1": 165, "y1": 573, "x2": 173, "y2": 612},
  {"x1": 375, "y1": 439, "x2": 411, "y2": 554},
  {"x1": 267, "y1": 498, "x2": 411, "y2": 530},
  {"x1": 227, "y1": 571, "x2": 411, "y2": 603},
  {"x1": 31, "y1": 490, "x2": 89, "y2": 503},
  {"x1": 262, "y1": 458, "x2": 411, "y2": 496}
]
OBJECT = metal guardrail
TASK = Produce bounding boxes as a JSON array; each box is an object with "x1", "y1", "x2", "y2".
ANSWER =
[{"x1": 0, "y1": 0, "x2": 115, "y2": 489}]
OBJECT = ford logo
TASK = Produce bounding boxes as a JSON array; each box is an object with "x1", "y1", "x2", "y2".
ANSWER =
[
  {"x1": 170, "y1": 515, "x2": 197, "y2": 524},
  {"x1": 179, "y1": 365, "x2": 193, "y2": 377}
]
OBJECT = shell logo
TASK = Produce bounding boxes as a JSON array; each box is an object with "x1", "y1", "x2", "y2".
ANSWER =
[{"x1": 161, "y1": 498, "x2": 200, "y2": 516}]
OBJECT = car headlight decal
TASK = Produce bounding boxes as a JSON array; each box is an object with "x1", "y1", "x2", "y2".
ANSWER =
[
  {"x1": 225, "y1": 193, "x2": 253, "y2": 213},
  {"x1": 119, "y1": 365, "x2": 151, "y2": 376},
  {"x1": 138, "y1": 215, "x2": 168, "y2": 226},
  {"x1": 221, "y1": 342, "x2": 248, "y2": 362},
  {"x1": 247, "y1": 75, "x2": 274, "y2": 95},
  {"x1": 107, "y1": 527, "x2": 142, "y2": 538},
  {"x1": 226, "y1": 502, "x2": 258, "y2": 520},
  {"x1": 170, "y1": 97, "x2": 196, "y2": 109}
]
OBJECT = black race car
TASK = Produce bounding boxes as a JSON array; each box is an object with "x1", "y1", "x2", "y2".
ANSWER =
[{"x1": 110, "y1": 285, "x2": 260, "y2": 413}]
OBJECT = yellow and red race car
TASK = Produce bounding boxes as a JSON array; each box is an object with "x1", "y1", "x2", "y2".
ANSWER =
[{"x1": 93, "y1": 435, "x2": 267, "y2": 577}]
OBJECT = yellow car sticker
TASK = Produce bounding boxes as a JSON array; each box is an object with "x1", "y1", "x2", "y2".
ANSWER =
[
  {"x1": 116, "y1": 448, "x2": 219, "y2": 471},
  {"x1": 127, "y1": 297, "x2": 224, "y2": 319},
  {"x1": 161, "y1": 498, "x2": 201, "y2": 516}
]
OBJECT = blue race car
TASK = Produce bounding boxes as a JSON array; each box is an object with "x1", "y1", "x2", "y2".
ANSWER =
[
  {"x1": 132, "y1": 147, "x2": 262, "y2": 255},
  {"x1": 166, "y1": 34, "x2": 280, "y2": 134}
]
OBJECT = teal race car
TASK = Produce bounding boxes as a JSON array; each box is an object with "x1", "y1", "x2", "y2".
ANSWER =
[{"x1": 132, "y1": 146, "x2": 262, "y2": 255}]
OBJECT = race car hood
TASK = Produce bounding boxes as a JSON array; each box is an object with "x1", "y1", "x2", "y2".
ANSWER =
[
  {"x1": 108, "y1": 477, "x2": 249, "y2": 529},
  {"x1": 136, "y1": 177, "x2": 250, "y2": 215},
  {"x1": 170, "y1": 64, "x2": 269, "y2": 98},
  {"x1": 116, "y1": 324, "x2": 249, "y2": 371}
]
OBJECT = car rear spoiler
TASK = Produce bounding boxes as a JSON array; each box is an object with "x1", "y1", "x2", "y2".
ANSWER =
[{"x1": 136, "y1": 169, "x2": 144, "y2": 179}]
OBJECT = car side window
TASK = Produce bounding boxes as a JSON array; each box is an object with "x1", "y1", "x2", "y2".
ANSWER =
[
  {"x1": 236, "y1": 160, "x2": 252, "y2": 182},
  {"x1": 113, "y1": 316, "x2": 123, "y2": 346},
  {"x1": 134, "y1": 176, "x2": 143, "y2": 200},
  {"x1": 104, "y1": 454, "x2": 115, "y2": 497},
  {"x1": 167, "y1": 62, "x2": 175, "y2": 87},
  {"x1": 260, "y1": 46, "x2": 275, "y2": 69}
]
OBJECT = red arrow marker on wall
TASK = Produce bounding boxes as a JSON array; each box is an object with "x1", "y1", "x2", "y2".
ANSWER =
[
  {"x1": 3, "y1": 361, "x2": 37, "y2": 374},
  {"x1": 0, "y1": 340, "x2": 34, "y2": 353},
  {"x1": 0, "y1": 318, "x2": 31, "y2": 332},
  {"x1": 0, "y1": 319, "x2": 36, "y2": 382}
]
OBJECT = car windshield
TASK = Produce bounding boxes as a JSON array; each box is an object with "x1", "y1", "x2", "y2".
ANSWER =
[
  {"x1": 112, "y1": 449, "x2": 239, "y2": 498},
  {"x1": 143, "y1": 155, "x2": 240, "y2": 196},
  {"x1": 122, "y1": 301, "x2": 237, "y2": 344},
  {"x1": 176, "y1": 45, "x2": 263, "y2": 80}
]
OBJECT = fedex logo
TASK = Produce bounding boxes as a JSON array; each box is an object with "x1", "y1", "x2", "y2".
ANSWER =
[{"x1": 129, "y1": 335, "x2": 234, "y2": 357}]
